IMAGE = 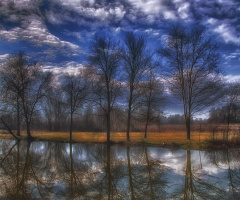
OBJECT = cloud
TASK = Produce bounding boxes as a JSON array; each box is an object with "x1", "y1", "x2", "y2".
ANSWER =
[
  {"x1": 193, "y1": 0, "x2": 240, "y2": 45},
  {"x1": 126, "y1": 0, "x2": 194, "y2": 22},
  {"x1": 213, "y1": 23, "x2": 240, "y2": 44},
  {"x1": 0, "y1": 0, "x2": 42, "y2": 24},
  {"x1": 0, "y1": 54, "x2": 9, "y2": 64},
  {"x1": 223, "y1": 49, "x2": 240, "y2": 60},
  {"x1": 127, "y1": 0, "x2": 176, "y2": 20},
  {"x1": 144, "y1": 28, "x2": 161, "y2": 36},
  {"x1": 224, "y1": 75, "x2": 240, "y2": 82},
  {"x1": 205, "y1": 18, "x2": 240, "y2": 45},
  {"x1": 0, "y1": 14, "x2": 81, "y2": 55},
  {"x1": 43, "y1": 61, "x2": 85, "y2": 76},
  {"x1": 47, "y1": 0, "x2": 126, "y2": 26},
  {"x1": 177, "y1": 2, "x2": 190, "y2": 19}
]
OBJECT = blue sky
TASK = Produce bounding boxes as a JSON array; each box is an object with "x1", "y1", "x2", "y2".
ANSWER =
[{"x1": 0, "y1": 0, "x2": 240, "y2": 116}]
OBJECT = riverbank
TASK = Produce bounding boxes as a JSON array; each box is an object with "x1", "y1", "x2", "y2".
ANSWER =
[{"x1": 1, "y1": 130, "x2": 239, "y2": 149}]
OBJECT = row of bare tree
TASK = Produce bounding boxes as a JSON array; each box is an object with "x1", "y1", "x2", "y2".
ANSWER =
[{"x1": 1, "y1": 24, "x2": 235, "y2": 141}]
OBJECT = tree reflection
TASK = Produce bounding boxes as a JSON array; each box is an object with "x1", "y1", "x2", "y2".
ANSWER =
[
  {"x1": 172, "y1": 150, "x2": 225, "y2": 200},
  {"x1": 60, "y1": 143, "x2": 87, "y2": 199},
  {"x1": 226, "y1": 149, "x2": 240, "y2": 199},
  {"x1": 0, "y1": 141, "x2": 55, "y2": 199},
  {"x1": 206, "y1": 149, "x2": 240, "y2": 199},
  {"x1": 126, "y1": 146, "x2": 168, "y2": 199},
  {"x1": 4, "y1": 140, "x2": 238, "y2": 199},
  {"x1": 86, "y1": 145, "x2": 126, "y2": 199}
]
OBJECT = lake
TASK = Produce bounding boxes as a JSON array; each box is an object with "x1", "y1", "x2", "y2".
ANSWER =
[{"x1": 0, "y1": 139, "x2": 239, "y2": 199}]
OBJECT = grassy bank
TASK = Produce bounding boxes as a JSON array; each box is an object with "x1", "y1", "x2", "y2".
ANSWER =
[
  {"x1": 0, "y1": 130, "x2": 218, "y2": 149},
  {"x1": 1, "y1": 124, "x2": 240, "y2": 149}
]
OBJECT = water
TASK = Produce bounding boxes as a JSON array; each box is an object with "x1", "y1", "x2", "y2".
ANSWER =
[{"x1": 0, "y1": 139, "x2": 239, "y2": 200}]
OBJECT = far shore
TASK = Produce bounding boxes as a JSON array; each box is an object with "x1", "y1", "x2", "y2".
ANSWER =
[{"x1": 1, "y1": 124, "x2": 240, "y2": 150}]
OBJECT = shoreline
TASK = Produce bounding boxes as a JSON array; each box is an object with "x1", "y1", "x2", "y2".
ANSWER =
[{"x1": 1, "y1": 131, "x2": 239, "y2": 150}]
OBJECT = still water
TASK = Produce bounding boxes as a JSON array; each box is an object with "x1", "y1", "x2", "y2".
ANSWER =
[{"x1": 0, "y1": 139, "x2": 239, "y2": 200}]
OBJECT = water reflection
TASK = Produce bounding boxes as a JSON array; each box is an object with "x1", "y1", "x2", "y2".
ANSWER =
[{"x1": 0, "y1": 140, "x2": 239, "y2": 199}]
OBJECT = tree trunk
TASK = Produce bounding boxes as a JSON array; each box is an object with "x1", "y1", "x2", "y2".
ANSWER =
[
  {"x1": 126, "y1": 107, "x2": 131, "y2": 142},
  {"x1": 145, "y1": 147, "x2": 155, "y2": 199},
  {"x1": 144, "y1": 122, "x2": 148, "y2": 139},
  {"x1": 106, "y1": 80, "x2": 111, "y2": 143},
  {"x1": 70, "y1": 113, "x2": 73, "y2": 142},
  {"x1": 126, "y1": 88, "x2": 133, "y2": 142},
  {"x1": 26, "y1": 122, "x2": 34, "y2": 140},
  {"x1": 184, "y1": 150, "x2": 193, "y2": 199},
  {"x1": 186, "y1": 117, "x2": 191, "y2": 140},
  {"x1": 106, "y1": 113, "x2": 111, "y2": 143},
  {"x1": 127, "y1": 146, "x2": 135, "y2": 199},
  {"x1": 22, "y1": 100, "x2": 33, "y2": 140},
  {"x1": 16, "y1": 142, "x2": 20, "y2": 195},
  {"x1": 70, "y1": 143, "x2": 74, "y2": 198},
  {"x1": 144, "y1": 106, "x2": 150, "y2": 138},
  {"x1": 226, "y1": 107, "x2": 230, "y2": 141},
  {"x1": 107, "y1": 145, "x2": 111, "y2": 200},
  {"x1": 17, "y1": 97, "x2": 20, "y2": 136}
]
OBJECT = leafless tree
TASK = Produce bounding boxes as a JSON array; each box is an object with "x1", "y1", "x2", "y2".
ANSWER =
[
  {"x1": 123, "y1": 32, "x2": 152, "y2": 141},
  {"x1": 43, "y1": 87, "x2": 67, "y2": 131},
  {"x1": 223, "y1": 82, "x2": 240, "y2": 139},
  {"x1": 0, "y1": 52, "x2": 53, "y2": 140},
  {"x1": 0, "y1": 53, "x2": 25, "y2": 136},
  {"x1": 139, "y1": 70, "x2": 165, "y2": 138},
  {"x1": 61, "y1": 72, "x2": 88, "y2": 142},
  {"x1": 88, "y1": 35, "x2": 122, "y2": 143},
  {"x1": 159, "y1": 25, "x2": 223, "y2": 140}
]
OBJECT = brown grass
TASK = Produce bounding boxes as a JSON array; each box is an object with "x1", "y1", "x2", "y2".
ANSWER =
[{"x1": 0, "y1": 124, "x2": 240, "y2": 149}]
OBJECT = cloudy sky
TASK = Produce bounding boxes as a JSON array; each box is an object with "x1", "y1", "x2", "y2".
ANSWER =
[{"x1": 0, "y1": 0, "x2": 240, "y2": 115}]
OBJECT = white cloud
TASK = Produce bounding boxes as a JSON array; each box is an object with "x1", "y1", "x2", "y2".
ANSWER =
[
  {"x1": 43, "y1": 61, "x2": 85, "y2": 76},
  {"x1": 223, "y1": 50, "x2": 240, "y2": 60},
  {"x1": 0, "y1": 15, "x2": 80, "y2": 54},
  {"x1": 0, "y1": 54, "x2": 9, "y2": 63},
  {"x1": 128, "y1": 0, "x2": 163, "y2": 15},
  {"x1": 145, "y1": 28, "x2": 160, "y2": 36},
  {"x1": 109, "y1": 5, "x2": 126, "y2": 20},
  {"x1": 224, "y1": 75, "x2": 240, "y2": 82},
  {"x1": 45, "y1": 10, "x2": 65, "y2": 25},
  {"x1": 163, "y1": 10, "x2": 176, "y2": 20},
  {"x1": 177, "y1": 2, "x2": 190, "y2": 19},
  {"x1": 205, "y1": 18, "x2": 240, "y2": 45},
  {"x1": 127, "y1": 0, "x2": 192, "y2": 21},
  {"x1": 51, "y1": 0, "x2": 126, "y2": 23},
  {"x1": 207, "y1": 18, "x2": 218, "y2": 25},
  {"x1": 213, "y1": 23, "x2": 240, "y2": 44}
]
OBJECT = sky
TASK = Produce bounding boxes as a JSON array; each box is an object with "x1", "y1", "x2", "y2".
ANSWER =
[{"x1": 0, "y1": 0, "x2": 240, "y2": 116}]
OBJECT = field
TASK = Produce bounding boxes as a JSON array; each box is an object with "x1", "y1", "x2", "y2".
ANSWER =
[{"x1": 1, "y1": 124, "x2": 240, "y2": 149}]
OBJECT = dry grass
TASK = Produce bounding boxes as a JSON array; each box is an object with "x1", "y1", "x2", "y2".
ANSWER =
[
  {"x1": 0, "y1": 124, "x2": 240, "y2": 149},
  {"x1": 0, "y1": 130, "x2": 212, "y2": 149}
]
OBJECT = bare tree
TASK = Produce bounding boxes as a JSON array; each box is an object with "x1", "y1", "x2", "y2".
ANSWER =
[
  {"x1": 139, "y1": 70, "x2": 165, "y2": 138},
  {"x1": 61, "y1": 72, "x2": 88, "y2": 142},
  {"x1": 224, "y1": 82, "x2": 240, "y2": 139},
  {"x1": 43, "y1": 87, "x2": 67, "y2": 132},
  {"x1": 123, "y1": 32, "x2": 152, "y2": 141},
  {"x1": 0, "y1": 52, "x2": 53, "y2": 140},
  {"x1": 88, "y1": 35, "x2": 122, "y2": 143},
  {"x1": 0, "y1": 53, "x2": 24, "y2": 136},
  {"x1": 159, "y1": 25, "x2": 222, "y2": 140}
]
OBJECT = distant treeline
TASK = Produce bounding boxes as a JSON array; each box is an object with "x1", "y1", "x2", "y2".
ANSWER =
[{"x1": 209, "y1": 104, "x2": 240, "y2": 124}]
